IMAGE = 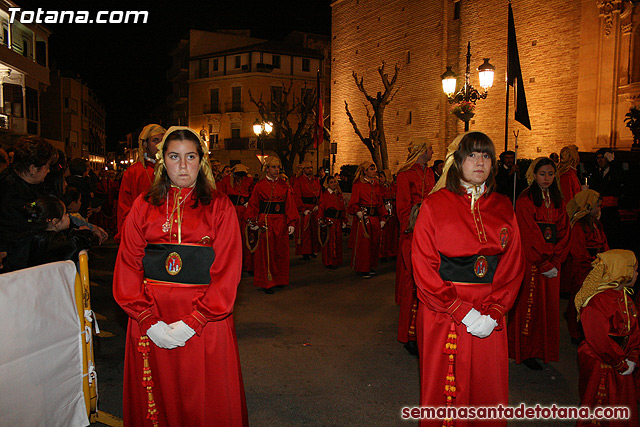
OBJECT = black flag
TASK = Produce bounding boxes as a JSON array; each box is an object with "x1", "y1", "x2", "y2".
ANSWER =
[{"x1": 507, "y1": 3, "x2": 531, "y2": 130}]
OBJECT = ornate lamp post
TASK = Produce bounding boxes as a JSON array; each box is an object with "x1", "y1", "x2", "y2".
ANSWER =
[
  {"x1": 253, "y1": 119, "x2": 273, "y2": 164},
  {"x1": 441, "y1": 42, "x2": 495, "y2": 131}
]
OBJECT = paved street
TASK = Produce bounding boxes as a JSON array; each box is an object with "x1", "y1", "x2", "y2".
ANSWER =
[{"x1": 89, "y1": 237, "x2": 582, "y2": 426}]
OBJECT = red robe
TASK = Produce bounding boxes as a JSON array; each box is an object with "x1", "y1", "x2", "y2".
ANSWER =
[
  {"x1": 558, "y1": 168, "x2": 581, "y2": 208},
  {"x1": 347, "y1": 178, "x2": 387, "y2": 273},
  {"x1": 218, "y1": 174, "x2": 255, "y2": 272},
  {"x1": 578, "y1": 289, "x2": 640, "y2": 427},
  {"x1": 245, "y1": 176, "x2": 298, "y2": 289},
  {"x1": 379, "y1": 182, "x2": 399, "y2": 259},
  {"x1": 113, "y1": 188, "x2": 248, "y2": 427},
  {"x1": 508, "y1": 188, "x2": 570, "y2": 364},
  {"x1": 563, "y1": 221, "x2": 609, "y2": 340},
  {"x1": 395, "y1": 164, "x2": 435, "y2": 342},
  {"x1": 412, "y1": 188, "x2": 524, "y2": 427},
  {"x1": 318, "y1": 189, "x2": 347, "y2": 267},
  {"x1": 293, "y1": 175, "x2": 322, "y2": 256},
  {"x1": 116, "y1": 160, "x2": 155, "y2": 241}
]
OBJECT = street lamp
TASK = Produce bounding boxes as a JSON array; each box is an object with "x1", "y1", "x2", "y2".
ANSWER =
[
  {"x1": 441, "y1": 41, "x2": 495, "y2": 131},
  {"x1": 253, "y1": 119, "x2": 273, "y2": 164}
]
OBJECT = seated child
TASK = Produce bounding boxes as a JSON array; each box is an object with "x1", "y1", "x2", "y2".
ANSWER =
[
  {"x1": 63, "y1": 186, "x2": 108, "y2": 243},
  {"x1": 24, "y1": 196, "x2": 98, "y2": 268},
  {"x1": 575, "y1": 249, "x2": 639, "y2": 426}
]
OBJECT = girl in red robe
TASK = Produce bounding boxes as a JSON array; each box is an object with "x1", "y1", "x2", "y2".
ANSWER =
[
  {"x1": 378, "y1": 169, "x2": 398, "y2": 260},
  {"x1": 317, "y1": 175, "x2": 346, "y2": 269},
  {"x1": 113, "y1": 126, "x2": 248, "y2": 426},
  {"x1": 347, "y1": 161, "x2": 388, "y2": 279},
  {"x1": 563, "y1": 190, "x2": 609, "y2": 342},
  {"x1": 508, "y1": 157, "x2": 570, "y2": 370},
  {"x1": 217, "y1": 164, "x2": 255, "y2": 273},
  {"x1": 556, "y1": 144, "x2": 581, "y2": 209},
  {"x1": 412, "y1": 132, "x2": 524, "y2": 427},
  {"x1": 575, "y1": 249, "x2": 639, "y2": 427}
]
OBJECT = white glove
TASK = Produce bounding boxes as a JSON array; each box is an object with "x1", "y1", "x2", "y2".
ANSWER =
[
  {"x1": 312, "y1": 206, "x2": 319, "y2": 212},
  {"x1": 467, "y1": 315, "x2": 498, "y2": 338},
  {"x1": 288, "y1": 225, "x2": 295, "y2": 235},
  {"x1": 541, "y1": 267, "x2": 558, "y2": 278},
  {"x1": 146, "y1": 321, "x2": 184, "y2": 349},
  {"x1": 249, "y1": 224, "x2": 259, "y2": 231},
  {"x1": 621, "y1": 359, "x2": 636, "y2": 376},
  {"x1": 380, "y1": 220, "x2": 386, "y2": 229},
  {"x1": 356, "y1": 211, "x2": 364, "y2": 219},
  {"x1": 166, "y1": 320, "x2": 195, "y2": 346},
  {"x1": 461, "y1": 308, "x2": 482, "y2": 327},
  {"x1": 303, "y1": 209, "x2": 311, "y2": 216}
]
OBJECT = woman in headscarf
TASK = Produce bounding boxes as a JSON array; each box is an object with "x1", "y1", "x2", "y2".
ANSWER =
[
  {"x1": 244, "y1": 156, "x2": 298, "y2": 293},
  {"x1": 346, "y1": 160, "x2": 388, "y2": 279},
  {"x1": 556, "y1": 144, "x2": 581, "y2": 208},
  {"x1": 377, "y1": 169, "x2": 398, "y2": 261},
  {"x1": 562, "y1": 190, "x2": 609, "y2": 343},
  {"x1": 575, "y1": 250, "x2": 639, "y2": 427},
  {"x1": 317, "y1": 174, "x2": 347, "y2": 269},
  {"x1": 507, "y1": 157, "x2": 570, "y2": 370},
  {"x1": 395, "y1": 138, "x2": 435, "y2": 356},
  {"x1": 113, "y1": 126, "x2": 248, "y2": 426},
  {"x1": 411, "y1": 132, "x2": 524, "y2": 426},
  {"x1": 218, "y1": 163, "x2": 255, "y2": 274}
]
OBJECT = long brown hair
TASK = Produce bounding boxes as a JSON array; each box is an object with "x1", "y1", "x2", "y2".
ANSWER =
[
  {"x1": 145, "y1": 129, "x2": 213, "y2": 207},
  {"x1": 444, "y1": 132, "x2": 497, "y2": 196}
]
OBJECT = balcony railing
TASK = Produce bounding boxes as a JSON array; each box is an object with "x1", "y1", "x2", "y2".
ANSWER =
[
  {"x1": 203, "y1": 104, "x2": 221, "y2": 114},
  {"x1": 225, "y1": 102, "x2": 243, "y2": 113},
  {"x1": 224, "y1": 138, "x2": 250, "y2": 150}
]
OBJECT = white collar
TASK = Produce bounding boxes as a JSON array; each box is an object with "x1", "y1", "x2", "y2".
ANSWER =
[
  {"x1": 144, "y1": 153, "x2": 156, "y2": 164},
  {"x1": 266, "y1": 174, "x2": 278, "y2": 182},
  {"x1": 327, "y1": 188, "x2": 335, "y2": 194}
]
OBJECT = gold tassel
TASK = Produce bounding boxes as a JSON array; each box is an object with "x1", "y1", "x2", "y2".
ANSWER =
[
  {"x1": 443, "y1": 322, "x2": 457, "y2": 427},
  {"x1": 138, "y1": 336, "x2": 159, "y2": 426}
]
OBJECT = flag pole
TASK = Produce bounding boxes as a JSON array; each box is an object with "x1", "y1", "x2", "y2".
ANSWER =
[
  {"x1": 504, "y1": 79, "x2": 510, "y2": 153},
  {"x1": 316, "y1": 69, "x2": 321, "y2": 178},
  {"x1": 512, "y1": 130, "x2": 519, "y2": 210}
]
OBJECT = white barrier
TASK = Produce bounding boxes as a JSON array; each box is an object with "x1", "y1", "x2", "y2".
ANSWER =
[{"x1": 0, "y1": 260, "x2": 89, "y2": 427}]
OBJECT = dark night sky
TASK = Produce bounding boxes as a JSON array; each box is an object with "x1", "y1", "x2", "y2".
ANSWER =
[{"x1": 16, "y1": 0, "x2": 331, "y2": 151}]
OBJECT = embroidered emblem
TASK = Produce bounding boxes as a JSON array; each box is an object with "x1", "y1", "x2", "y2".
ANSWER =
[
  {"x1": 474, "y1": 256, "x2": 488, "y2": 278},
  {"x1": 544, "y1": 227, "x2": 553, "y2": 241},
  {"x1": 198, "y1": 236, "x2": 211, "y2": 245},
  {"x1": 499, "y1": 228, "x2": 509, "y2": 249},
  {"x1": 165, "y1": 252, "x2": 182, "y2": 276},
  {"x1": 275, "y1": 203, "x2": 281, "y2": 212}
]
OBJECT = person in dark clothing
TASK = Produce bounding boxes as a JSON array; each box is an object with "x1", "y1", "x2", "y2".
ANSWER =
[
  {"x1": 43, "y1": 149, "x2": 68, "y2": 198},
  {"x1": 0, "y1": 136, "x2": 58, "y2": 272},
  {"x1": 495, "y1": 150, "x2": 526, "y2": 202},
  {"x1": 431, "y1": 159, "x2": 444, "y2": 183},
  {"x1": 589, "y1": 148, "x2": 623, "y2": 248},
  {"x1": 65, "y1": 157, "x2": 95, "y2": 218},
  {"x1": 24, "y1": 196, "x2": 97, "y2": 268}
]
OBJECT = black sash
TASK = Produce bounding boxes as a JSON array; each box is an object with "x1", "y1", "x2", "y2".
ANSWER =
[
  {"x1": 324, "y1": 208, "x2": 343, "y2": 219},
  {"x1": 360, "y1": 206, "x2": 379, "y2": 217},
  {"x1": 439, "y1": 253, "x2": 498, "y2": 284},
  {"x1": 609, "y1": 335, "x2": 628, "y2": 350},
  {"x1": 537, "y1": 222, "x2": 557, "y2": 244},
  {"x1": 301, "y1": 196, "x2": 318, "y2": 204},
  {"x1": 259, "y1": 200, "x2": 286, "y2": 214},
  {"x1": 228, "y1": 194, "x2": 247, "y2": 206},
  {"x1": 143, "y1": 243, "x2": 215, "y2": 284}
]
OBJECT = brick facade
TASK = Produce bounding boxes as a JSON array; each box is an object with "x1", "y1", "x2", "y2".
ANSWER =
[{"x1": 331, "y1": 0, "x2": 640, "y2": 173}]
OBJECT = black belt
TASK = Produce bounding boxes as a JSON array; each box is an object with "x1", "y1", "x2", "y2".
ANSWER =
[
  {"x1": 259, "y1": 200, "x2": 286, "y2": 214},
  {"x1": 537, "y1": 222, "x2": 557, "y2": 244},
  {"x1": 228, "y1": 194, "x2": 248, "y2": 206},
  {"x1": 143, "y1": 243, "x2": 215, "y2": 284},
  {"x1": 324, "y1": 208, "x2": 343, "y2": 219},
  {"x1": 609, "y1": 335, "x2": 628, "y2": 350},
  {"x1": 361, "y1": 206, "x2": 379, "y2": 216},
  {"x1": 439, "y1": 253, "x2": 498, "y2": 284},
  {"x1": 301, "y1": 196, "x2": 318, "y2": 204}
]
